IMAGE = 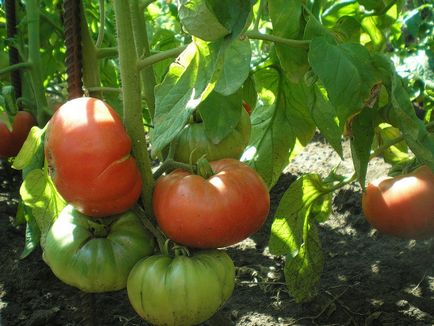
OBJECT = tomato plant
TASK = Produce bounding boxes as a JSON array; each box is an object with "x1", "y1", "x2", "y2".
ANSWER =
[
  {"x1": 173, "y1": 107, "x2": 251, "y2": 163},
  {"x1": 127, "y1": 249, "x2": 235, "y2": 326},
  {"x1": 0, "y1": 111, "x2": 36, "y2": 158},
  {"x1": 2, "y1": 0, "x2": 434, "y2": 321},
  {"x1": 362, "y1": 165, "x2": 434, "y2": 239},
  {"x1": 43, "y1": 205, "x2": 155, "y2": 293},
  {"x1": 153, "y1": 158, "x2": 270, "y2": 248},
  {"x1": 45, "y1": 97, "x2": 142, "y2": 217}
]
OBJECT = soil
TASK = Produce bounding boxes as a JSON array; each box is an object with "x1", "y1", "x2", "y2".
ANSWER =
[{"x1": 1, "y1": 137, "x2": 434, "y2": 326}]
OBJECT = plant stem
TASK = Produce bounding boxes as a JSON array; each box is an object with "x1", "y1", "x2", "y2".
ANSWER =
[
  {"x1": 96, "y1": 47, "x2": 118, "y2": 59},
  {"x1": 112, "y1": 0, "x2": 155, "y2": 219},
  {"x1": 0, "y1": 62, "x2": 32, "y2": 76},
  {"x1": 137, "y1": 46, "x2": 187, "y2": 70},
  {"x1": 80, "y1": 0, "x2": 101, "y2": 98},
  {"x1": 85, "y1": 87, "x2": 122, "y2": 93},
  {"x1": 26, "y1": 0, "x2": 49, "y2": 126},
  {"x1": 129, "y1": 0, "x2": 156, "y2": 119},
  {"x1": 153, "y1": 159, "x2": 195, "y2": 180},
  {"x1": 95, "y1": 0, "x2": 105, "y2": 48},
  {"x1": 253, "y1": 0, "x2": 266, "y2": 31},
  {"x1": 245, "y1": 30, "x2": 311, "y2": 48},
  {"x1": 133, "y1": 205, "x2": 166, "y2": 254}
]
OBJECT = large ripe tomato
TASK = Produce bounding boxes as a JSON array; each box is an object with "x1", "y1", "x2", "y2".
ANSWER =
[
  {"x1": 43, "y1": 205, "x2": 155, "y2": 293},
  {"x1": 127, "y1": 249, "x2": 235, "y2": 325},
  {"x1": 153, "y1": 158, "x2": 270, "y2": 248},
  {"x1": 174, "y1": 108, "x2": 251, "y2": 164},
  {"x1": 362, "y1": 165, "x2": 434, "y2": 239},
  {"x1": 45, "y1": 97, "x2": 142, "y2": 217},
  {"x1": 0, "y1": 111, "x2": 37, "y2": 158}
]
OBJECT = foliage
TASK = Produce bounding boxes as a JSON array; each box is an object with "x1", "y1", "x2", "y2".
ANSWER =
[{"x1": 0, "y1": 0, "x2": 433, "y2": 313}]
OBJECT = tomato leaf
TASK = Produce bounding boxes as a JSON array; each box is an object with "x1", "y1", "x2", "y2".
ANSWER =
[
  {"x1": 179, "y1": 0, "x2": 231, "y2": 41},
  {"x1": 19, "y1": 169, "x2": 66, "y2": 248},
  {"x1": 269, "y1": 0, "x2": 309, "y2": 83},
  {"x1": 214, "y1": 38, "x2": 251, "y2": 96},
  {"x1": 12, "y1": 126, "x2": 45, "y2": 171},
  {"x1": 308, "y1": 37, "x2": 380, "y2": 122},
  {"x1": 199, "y1": 89, "x2": 242, "y2": 144},
  {"x1": 150, "y1": 40, "x2": 225, "y2": 153},
  {"x1": 350, "y1": 108, "x2": 376, "y2": 189},
  {"x1": 245, "y1": 67, "x2": 315, "y2": 188},
  {"x1": 311, "y1": 86, "x2": 343, "y2": 158},
  {"x1": 16, "y1": 202, "x2": 41, "y2": 259},
  {"x1": 373, "y1": 54, "x2": 434, "y2": 170},
  {"x1": 269, "y1": 174, "x2": 330, "y2": 302}
]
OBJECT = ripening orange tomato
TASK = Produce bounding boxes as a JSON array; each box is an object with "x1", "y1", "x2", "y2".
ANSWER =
[
  {"x1": 362, "y1": 165, "x2": 434, "y2": 239},
  {"x1": 45, "y1": 97, "x2": 142, "y2": 217}
]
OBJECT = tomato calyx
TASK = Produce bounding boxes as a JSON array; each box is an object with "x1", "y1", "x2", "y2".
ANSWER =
[
  {"x1": 196, "y1": 156, "x2": 215, "y2": 179},
  {"x1": 87, "y1": 218, "x2": 111, "y2": 238}
]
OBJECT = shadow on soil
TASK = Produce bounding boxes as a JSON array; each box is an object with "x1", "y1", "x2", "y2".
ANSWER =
[{"x1": 1, "y1": 160, "x2": 433, "y2": 326}]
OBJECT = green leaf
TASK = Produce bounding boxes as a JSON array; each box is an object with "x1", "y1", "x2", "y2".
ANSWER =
[
  {"x1": 308, "y1": 37, "x2": 380, "y2": 122},
  {"x1": 321, "y1": 0, "x2": 360, "y2": 28},
  {"x1": 19, "y1": 203, "x2": 41, "y2": 259},
  {"x1": 283, "y1": 222, "x2": 323, "y2": 303},
  {"x1": 269, "y1": 174, "x2": 329, "y2": 302},
  {"x1": 245, "y1": 67, "x2": 315, "y2": 188},
  {"x1": 150, "y1": 40, "x2": 225, "y2": 153},
  {"x1": 199, "y1": 89, "x2": 243, "y2": 144},
  {"x1": 178, "y1": 0, "x2": 252, "y2": 41},
  {"x1": 214, "y1": 38, "x2": 251, "y2": 96},
  {"x1": 269, "y1": 0, "x2": 309, "y2": 83},
  {"x1": 350, "y1": 108, "x2": 376, "y2": 189},
  {"x1": 19, "y1": 169, "x2": 66, "y2": 248},
  {"x1": 269, "y1": 174, "x2": 328, "y2": 255},
  {"x1": 12, "y1": 126, "x2": 45, "y2": 171},
  {"x1": 311, "y1": 86, "x2": 343, "y2": 158},
  {"x1": 332, "y1": 16, "x2": 361, "y2": 43},
  {"x1": 179, "y1": 0, "x2": 230, "y2": 41},
  {"x1": 241, "y1": 74, "x2": 257, "y2": 111}
]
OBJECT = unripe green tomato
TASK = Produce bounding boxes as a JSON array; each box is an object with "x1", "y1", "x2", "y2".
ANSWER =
[
  {"x1": 174, "y1": 108, "x2": 251, "y2": 163},
  {"x1": 43, "y1": 205, "x2": 155, "y2": 293},
  {"x1": 127, "y1": 250, "x2": 235, "y2": 326}
]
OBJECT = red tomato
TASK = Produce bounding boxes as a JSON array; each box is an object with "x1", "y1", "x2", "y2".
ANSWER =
[
  {"x1": 0, "y1": 111, "x2": 37, "y2": 158},
  {"x1": 362, "y1": 165, "x2": 434, "y2": 239},
  {"x1": 153, "y1": 158, "x2": 270, "y2": 248},
  {"x1": 45, "y1": 97, "x2": 142, "y2": 217},
  {"x1": 242, "y1": 100, "x2": 252, "y2": 115}
]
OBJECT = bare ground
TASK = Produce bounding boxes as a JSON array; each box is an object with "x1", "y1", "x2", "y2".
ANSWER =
[{"x1": 1, "y1": 137, "x2": 433, "y2": 326}]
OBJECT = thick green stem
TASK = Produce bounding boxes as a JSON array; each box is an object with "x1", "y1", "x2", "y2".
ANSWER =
[
  {"x1": 245, "y1": 30, "x2": 311, "y2": 48},
  {"x1": 96, "y1": 47, "x2": 118, "y2": 59},
  {"x1": 129, "y1": 0, "x2": 156, "y2": 119},
  {"x1": 0, "y1": 62, "x2": 32, "y2": 76},
  {"x1": 112, "y1": 0, "x2": 155, "y2": 218},
  {"x1": 80, "y1": 0, "x2": 101, "y2": 98},
  {"x1": 153, "y1": 159, "x2": 195, "y2": 180},
  {"x1": 133, "y1": 205, "x2": 166, "y2": 254},
  {"x1": 26, "y1": 0, "x2": 48, "y2": 125},
  {"x1": 137, "y1": 46, "x2": 187, "y2": 70}
]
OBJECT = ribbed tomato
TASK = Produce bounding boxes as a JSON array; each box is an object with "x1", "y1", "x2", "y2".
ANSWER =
[
  {"x1": 43, "y1": 205, "x2": 155, "y2": 293},
  {"x1": 153, "y1": 158, "x2": 270, "y2": 248},
  {"x1": 362, "y1": 165, "x2": 434, "y2": 239},
  {"x1": 45, "y1": 97, "x2": 142, "y2": 217},
  {"x1": 0, "y1": 111, "x2": 37, "y2": 158},
  {"x1": 127, "y1": 250, "x2": 235, "y2": 325}
]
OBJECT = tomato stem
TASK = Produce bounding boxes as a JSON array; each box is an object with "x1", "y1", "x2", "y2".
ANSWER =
[
  {"x1": 129, "y1": 0, "x2": 157, "y2": 120},
  {"x1": 153, "y1": 159, "x2": 195, "y2": 180},
  {"x1": 133, "y1": 205, "x2": 167, "y2": 254},
  {"x1": 25, "y1": 0, "x2": 49, "y2": 125},
  {"x1": 244, "y1": 30, "x2": 311, "y2": 48},
  {"x1": 196, "y1": 156, "x2": 215, "y2": 179},
  {"x1": 113, "y1": 0, "x2": 155, "y2": 219}
]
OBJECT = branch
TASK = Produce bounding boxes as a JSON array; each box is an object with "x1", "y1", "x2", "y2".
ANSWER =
[
  {"x1": 245, "y1": 30, "x2": 310, "y2": 48},
  {"x1": 0, "y1": 62, "x2": 32, "y2": 76},
  {"x1": 137, "y1": 45, "x2": 187, "y2": 70}
]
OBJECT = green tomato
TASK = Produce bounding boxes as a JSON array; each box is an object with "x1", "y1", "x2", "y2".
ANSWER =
[
  {"x1": 43, "y1": 205, "x2": 155, "y2": 293},
  {"x1": 127, "y1": 250, "x2": 235, "y2": 326},
  {"x1": 174, "y1": 108, "x2": 251, "y2": 163}
]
